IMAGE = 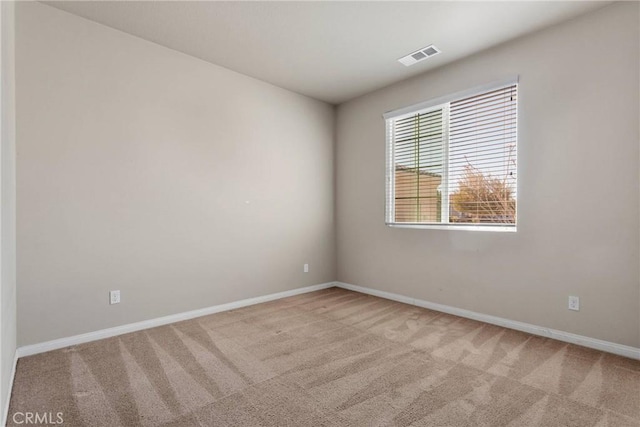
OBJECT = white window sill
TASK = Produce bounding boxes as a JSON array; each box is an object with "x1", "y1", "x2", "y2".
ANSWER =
[{"x1": 386, "y1": 223, "x2": 517, "y2": 232}]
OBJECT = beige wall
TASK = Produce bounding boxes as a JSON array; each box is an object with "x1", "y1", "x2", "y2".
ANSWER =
[
  {"x1": 16, "y1": 2, "x2": 336, "y2": 346},
  {"x1": 14, "y1": 2, "x2": 640, "y2": 351},
  {"x1": 1, "y1": 0, "x2": 16, "y2": 420},
  {"x1": 336, "y1": 2, "x2": 640, "y2": 347}
]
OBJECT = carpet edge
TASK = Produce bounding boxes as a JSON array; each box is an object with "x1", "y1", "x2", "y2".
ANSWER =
[
  {"x1": 16, "y1": 282, "x2": 338, "y2": 359},
  {"x1": 335, "y1": 281, "x2": 640, "y2": 360}
]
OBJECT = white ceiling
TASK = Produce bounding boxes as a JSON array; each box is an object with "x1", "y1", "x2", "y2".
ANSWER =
[{"x1": 44, "y1": 1, "x2": 611, "y2": 104}]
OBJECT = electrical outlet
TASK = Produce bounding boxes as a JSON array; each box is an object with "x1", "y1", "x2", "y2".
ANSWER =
[
  {"x1": 568, "y1": 295, "x2": 579, "y2": 311},
  {"x1": 110, "y1": 290, "x2": 121, "y2": 305},
  {"x1": 303, "y1": 263, "x2": 309, "y2": 273}
]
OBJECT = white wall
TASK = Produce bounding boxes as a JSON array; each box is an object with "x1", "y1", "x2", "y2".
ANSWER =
[
  {"x1": 1, "y1": 0, "x2": 16, "y2": 422},
  {"x1": 16, "y1": 2, "x2": 336, "y2": 346},
  {"x1": 336, "y1": 2, "x2": 640, "y2": 347}
]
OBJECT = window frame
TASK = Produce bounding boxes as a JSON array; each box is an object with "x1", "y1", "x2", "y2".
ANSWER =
[{"x1": 384, "y1": 77, "x2": 519, "y2": 232}]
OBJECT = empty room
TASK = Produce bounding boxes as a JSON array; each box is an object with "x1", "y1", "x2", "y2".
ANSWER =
[{"x1": 0, "y1": 1, "x2": 638, "y2": 426}]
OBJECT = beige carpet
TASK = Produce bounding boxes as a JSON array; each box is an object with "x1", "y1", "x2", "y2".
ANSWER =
[{"x1": 7, "y1": 287, "x2": 640, "y2": 426}]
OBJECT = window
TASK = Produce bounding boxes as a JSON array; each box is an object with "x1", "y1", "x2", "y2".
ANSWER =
[{"x1": 385, "y1": 78, "x2": 518, "y2": 231}]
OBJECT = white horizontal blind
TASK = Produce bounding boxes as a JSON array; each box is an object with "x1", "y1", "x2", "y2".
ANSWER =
[
  {"x1": 386, "y1": 81, "x2": 517, "y2": 228},
  {"x1": 391, "y1": 108, "x2": 445, "y2": 223},
  {"x1": 448, "y1": 85, "x2": 517, "y2": 224}
]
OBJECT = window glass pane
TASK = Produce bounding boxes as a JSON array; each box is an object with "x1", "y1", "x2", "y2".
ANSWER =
[
  {"x1": 448, "y1": 86, "x2": 517, "y2": 224},
  {"x1": 394, "y1": 108, "x2": 444, "y2": 223},
  {"x1": 386, "y1": 82, "x2": 518, "y2": 229}
]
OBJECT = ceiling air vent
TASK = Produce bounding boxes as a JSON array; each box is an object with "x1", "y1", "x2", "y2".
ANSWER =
[{"x1": 398, "y1": 45, "x2": 441, "y2": 67}]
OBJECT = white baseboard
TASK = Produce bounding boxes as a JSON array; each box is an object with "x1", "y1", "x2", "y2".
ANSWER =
[
  {"x1": 15, "y1": 280, "x2": 640, "y2": 361},
  {"x1": 17, "y1": 282, "x2": 336, "y2": 358},
  {"x1": 336, "y1": 282, "x2": 640, "y2": 360},
  {"x1": 2, "y1": 350, "x2": 18, "y2": 427}
]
